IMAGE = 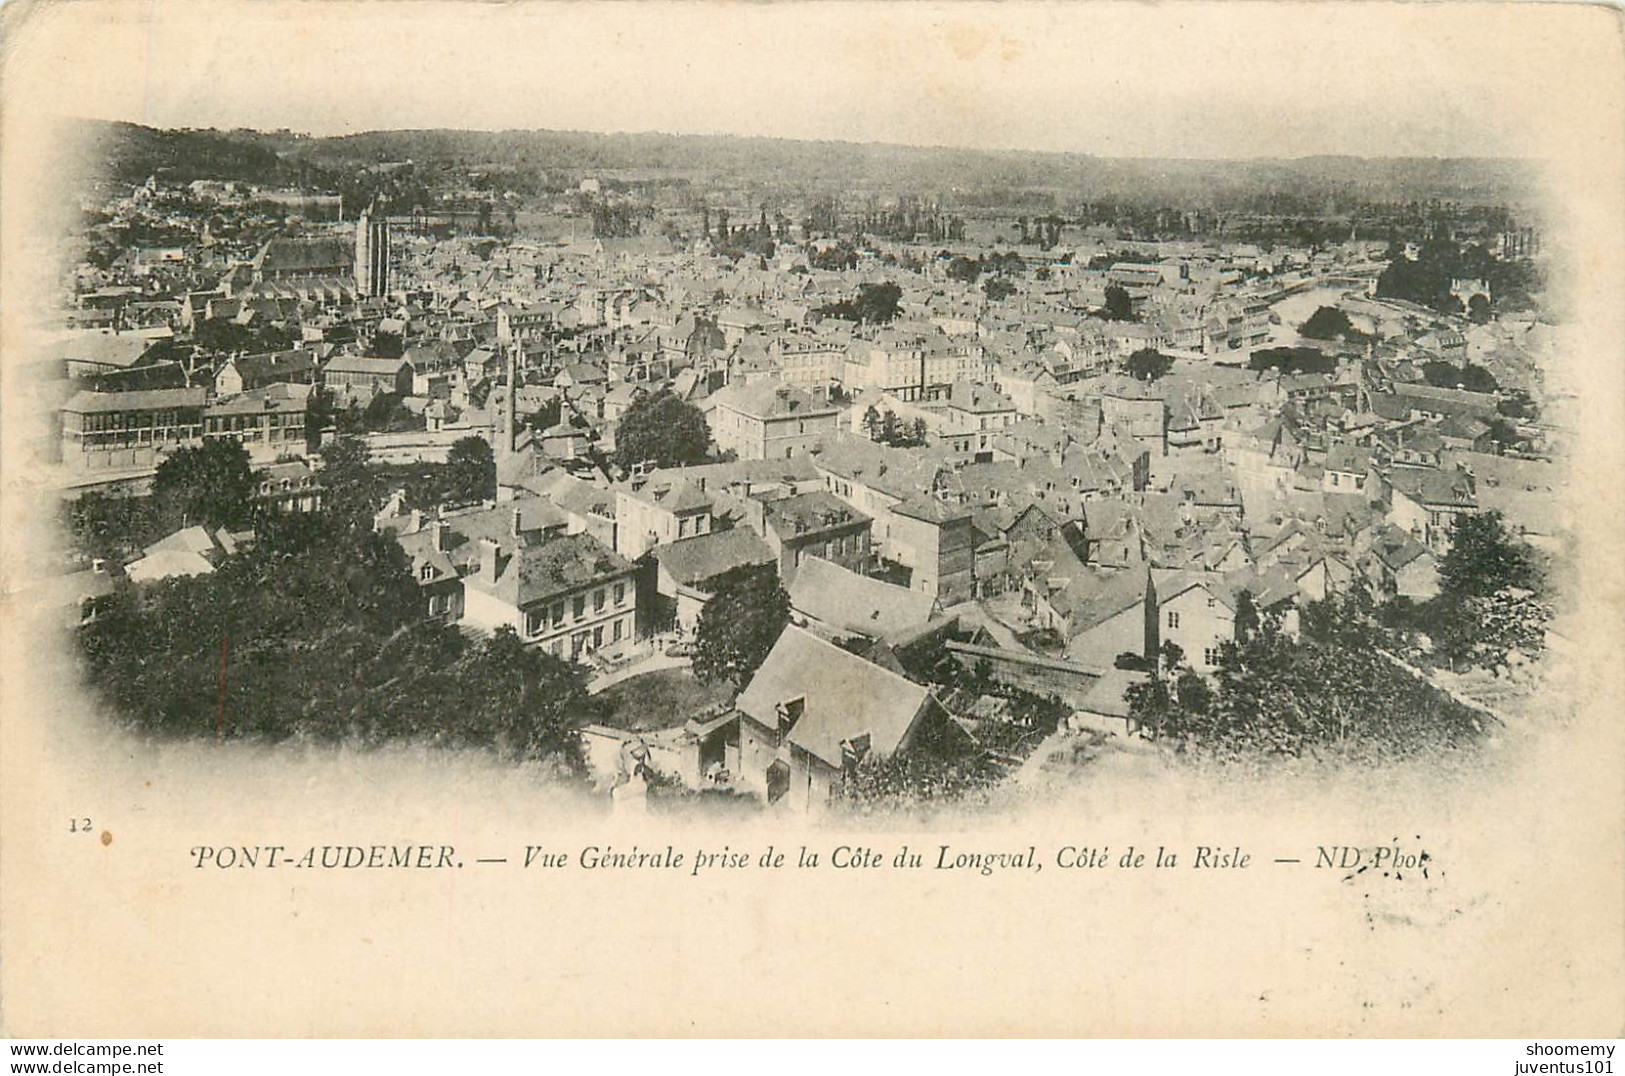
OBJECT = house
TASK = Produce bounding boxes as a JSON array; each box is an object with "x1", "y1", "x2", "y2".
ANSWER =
[
  {"x1": 1384, "y1": 465, "x2": 1477, "y2": 554},
  {"x1": 812, "y1": 436, "x2": 945, "y2": 560},
  {"x1": 752, "y1": 490, "x2": 872, "y2": 582},
  {"x1": 124, "y1": 525, "x2": 233, "y2": 583},
  {"x1": 34, "y1": 562, "x2": 116, "y2": 627},
  {"x1": 651, "y1": 527, "x2": 778, "y2": 632},
  {"x1": 507, "y1": 465, "x2": 618, "y2": 547},
  {"x1": 554, "y1": 362, "x2": 608, "y2": 391},
  {"x1": 1150, "y1": 569, "x2": 1239, "y2": 672},
  {"x1": 1098, "y1": 375, "x2": 1167, "y2": 455},
  {"x1": 734, "y1": 626, "x2": 965, "y2": 811},
  {"x1": 255, "y1": 458, "x2": 322, "y2": 514},
  {"x1": 1047, "y1": 563, "x2": 1238, "y2": 674},
  {"x1": 787, "y1": 555, "x2": 940, "y2": 643},
  {"x1": 938, "y1": 381, "x2": 1019, "y2": 452},
  {"x1": 1072, "y1": 667, "x2": 1152, "y2": 736},
  {"x1": 614, "y1": 477, "x2": 714, "y2": 559},
  {"x1": 1364, "y1": 522, "x2": 1440, "y2": 602},
  {"x1": 704, "y1": 381, "x2": 839, "y2": 461},
  {"x1": 322, "y1": 355, "x2": 415, "y2": 401},
  {"x1": 212, "y1": 349, "x2": 319, "y2": 396},
  {"x1": 1389, "y1": 381, "x2": 1498, "y2": 423},
  {"x1": 202, "y1": 383, "x2": 312, "y2": 460},
  {"x1": 394, "y1": 518, "x2": 467, "y2": 622},
  {"x1": 1321, "y1": 443, "x2": 1372, "y2": 494},
  {"x1": 1443, "y1": 450, "x2": 1565, "y2": 552},
  {"x1": 602, "y1": 383, "x2": 646, "y2": 427},
  {"x1": 538, "y1": 422, "x2": 592, "y2": 463},
  {"x1": 59, "y1": 328, "x2": 161, "y2": 379},
  {"x1": 1051, "y1": 567, "x2": 1155, "y2": 669},
  {"x1": 450, "y1": 502, "x2": 641, "y2": 660},
  {"x1": 888, "y1": 493, "x2": 977, "y2": 606}
]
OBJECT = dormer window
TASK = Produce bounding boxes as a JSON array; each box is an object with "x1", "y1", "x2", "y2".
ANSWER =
[
  {"x1": 420, "y1": 564, "x2": 435, "y2": 581},
  {"x1": 776, "y1": 696, "x2": 805, "y2": 738}
]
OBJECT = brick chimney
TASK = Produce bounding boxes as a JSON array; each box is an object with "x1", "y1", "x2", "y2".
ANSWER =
[
  {"x1": 431, "y1": 519, "x2": 450, "y2": 552},
  {"x1": 511, "y1": 507, "x2": 524, "y2": 537}
]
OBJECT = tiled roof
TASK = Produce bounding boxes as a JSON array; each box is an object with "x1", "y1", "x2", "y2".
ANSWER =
[
  {"x1": 736, "y1": 627, "x2": 932, "y2": 770},
  {"x1": 652, "y1": 527, "x2": 775, "y2": 587}
]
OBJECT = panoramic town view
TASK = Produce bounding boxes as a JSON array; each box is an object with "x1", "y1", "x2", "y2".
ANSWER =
[{"x1": 28, "y1": 121, "x2": 1567, "y2": 815}]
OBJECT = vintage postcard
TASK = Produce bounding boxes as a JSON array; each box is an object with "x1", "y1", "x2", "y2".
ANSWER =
[{"x1": 0, "y1": 0, "x2": 1621, "y2": 1038}]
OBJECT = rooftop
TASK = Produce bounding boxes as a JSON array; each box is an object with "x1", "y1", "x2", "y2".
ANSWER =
[{"x1": 735, "y1": 626, "x2": 933, "y2": 771}]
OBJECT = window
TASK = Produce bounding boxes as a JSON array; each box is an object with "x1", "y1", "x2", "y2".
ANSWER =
[
  {"x1": 429, "y1": 594, "x2": 449, "y2": 617},
  {"x1": 612, "y1": 618, "x2": 623, "y2": 642},
  {"x1": 525, "y1": 609, "x2": 545, "y2": 637},
  {"x1": 1203, "y1": 647, "x2": 1219, "y2": 667},
  {"x1": 573, "y1": 596, "x2": 586, "y2": 620},
  {"x1": 593, "y1": 625, "x2": 604, "y2": 648},
  {"x1": 614, "y1": 583, "x2": 626, "y2": 606},
  {"x1": 678, "y1": 516, "x2": 688, "y2": 538},
  {"x1": 1206, "y1": 596, "x2": 1215, "y2": 609},
  {"x1": 593, "y1": 588, "x2": 605, "y2": 613},
  {"x1": 1167, "y1": 611, "x2": 1180, "y2": 629},
  {"x1": 550, "y1": 602, "x2": 565, "y2": 627},
  {"x1": 420, "y1": 565, "x2": 435, "y2": 581}
]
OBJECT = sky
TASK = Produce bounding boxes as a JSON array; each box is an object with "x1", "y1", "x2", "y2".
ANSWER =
[{"x1": 1, "y1": 0, "x2": 1619, "y2": 160}]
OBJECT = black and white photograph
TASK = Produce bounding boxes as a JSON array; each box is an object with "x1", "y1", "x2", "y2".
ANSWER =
[{"x1": 1, "y1": 0, "x2": 1620, "y2": 1046}]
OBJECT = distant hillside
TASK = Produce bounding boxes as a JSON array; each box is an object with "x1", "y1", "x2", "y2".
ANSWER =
[
  {"x1": 92, "y1": 122, "x2": 296, "y2": 185},
  {"x1": 77, "y1": 120, "x2": 1539, "y2": 211}
]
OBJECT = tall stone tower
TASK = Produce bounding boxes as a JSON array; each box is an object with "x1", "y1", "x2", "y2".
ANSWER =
[{"x1": 354, "y1": 200, "x2": 391, "y2": 297}]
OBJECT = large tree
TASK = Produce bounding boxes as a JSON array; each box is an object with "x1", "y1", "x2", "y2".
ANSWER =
[
  {"x1": 319, "y1": 435, "x2": 382, "y2": 529},
  {"x1": 78, "y1": 517, "x2": 592, "y2": 770},
  {"x1": 816, "y1": 282, "x2": 903, "y2": 325},
  {"x1": 691, "y1": 563, "x2": 790, "y2": 687},
  {"x1": 1103, "y1": 284, "x2": 1135, "y2": 322},
  {"x1": 1129, "y1": 594, "x2": 1487, "y2": 759},
  {"x1": 1250, "y1": 346, "x2": 1335, "y2": 376},
  {"x1": 1299, "y1": 305, "x2": 1362, "y2": 342},
  {"x1": 153, "y1": 438, "x2": 256, "y2": 530},
  {"x1": 1438, "y1": 510, "x2": 1540, "y2": 599},
  {"x1": 443, "y1": 436, "x2": 496, "y2": 507},
  {"x1": 1425, "y1": 510, "x2": 1550, "y2": 669},
  {"x1": 613, "y1": 389, "x2": 711, "y2": 471},
  {"x1": 945, "y1": 255, "x2": 982, "y2": 283},
  {"x1": 363, "y1": 626, "x2": 593, "y2": 768},
  {"x1": 1123, "y1": 348, "x2": 1173, "y2": 382}
]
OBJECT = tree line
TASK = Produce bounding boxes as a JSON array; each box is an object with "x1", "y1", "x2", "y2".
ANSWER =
[{"x1": 75, "y1": 436, "x2": 594, "y2": 772}]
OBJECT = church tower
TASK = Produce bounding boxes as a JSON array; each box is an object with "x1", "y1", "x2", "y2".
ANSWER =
[{"x1": 354, "y1": 200, "x2": 391, "y2": 297}]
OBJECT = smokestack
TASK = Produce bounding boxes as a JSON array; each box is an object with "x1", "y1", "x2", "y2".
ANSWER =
[
  {"x1": 504, "y1": 342, "x2": 518, "y2": 455},
  {"x1": 432, "y1": 519, "x2": 450, "y2": 553}
]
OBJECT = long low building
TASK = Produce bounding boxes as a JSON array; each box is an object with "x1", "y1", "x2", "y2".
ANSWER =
[
  {"x1": 61, "y1": 382, "x2": 315, "y2": 471},
  {"x1": 60, "y1": 386, "x2": 207, "y2": 471}
]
